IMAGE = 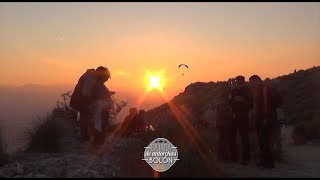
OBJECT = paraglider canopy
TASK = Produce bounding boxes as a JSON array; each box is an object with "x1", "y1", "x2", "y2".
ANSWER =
[
  {"x1": 178, "y1": 64, "x2": 188, "y2": 69},
  {"x1": 178, "y1": 64, "x2": 189, "y2": 75}
]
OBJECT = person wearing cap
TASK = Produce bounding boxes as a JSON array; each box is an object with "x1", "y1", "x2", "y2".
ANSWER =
[
  {"x1": 228, "y1": 75, "x2": 253, "y2": 165},
  {"x1": 249, "y1": 75, "x2": 283, "y2": 169}
]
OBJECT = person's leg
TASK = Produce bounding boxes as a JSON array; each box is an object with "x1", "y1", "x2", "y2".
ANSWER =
[
  {"x1": 272, "y1": 126, "x2": 282, "y2": 161},
  {"x1": 259, "y1": 120, "x2": 274, "y2": 168},
  {"x1": 220, "y1": 129, "x2": 230, "y2": 162},
  {"x1": 258, "y1": 127, "x2": 267, "y2": 167},
  {"x1": 225, "y1": 127, "x2": 234, "y2": 163},
  {"x1": 265, "y1": 122, "x2": 275, "y2": 168},
  {"x1": 217, "y1": 129, "x2": 223, "y2": 161},
  {"x1": 93, "y1": 111, "x2": 109, "y2": 147},
  {"x1": 252, "y1": 128, "x2": 260, "y2": 165},
  {"x1": 79, "y1": 110, "x2": 90, "y2": 141},
  {"x1": 239, "y1": 114, "x2": 250, "y2": 165},
  {"x1": 255, "y1": 115, "x2": 263, "y2": 166},
  {"x1": 229, "y1": 122, "x2": 238, "y2": 162},
  {"x1": 94, "y1": 130, "x2": 105, "y2": 146}
]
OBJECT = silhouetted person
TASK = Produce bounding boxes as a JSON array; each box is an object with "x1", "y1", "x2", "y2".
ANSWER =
[
  {"x1": 121, "y1": 108, "x2": 139, "y2": 137},
  {"x1": 91, "y1": 66, "x2": 113, "y2": 149},
  {"x1": 70, "y1": 68, "x2": 97, "y2": 141},
  {"x1": 249, "y1": 75, "x2": 282, "y2": 169},
  {"x1": 136, "y1": 109, "x2": 146, "y2": 132},
  {"x1": 227, "y1": 78, "x2": 232, "y2": 85},
  {"x1": 294, "y1": 69, "x2": 296, "y2": 73},
  {"x1": 228, "y1": 75, "x2": 252, "y2": 165},
  {"x1": 215, "y1": 102, "x2": 234, "y2": 163}
]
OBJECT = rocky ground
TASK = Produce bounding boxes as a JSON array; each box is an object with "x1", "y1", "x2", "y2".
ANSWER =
[
  {"x1": 0, "y1": 118, "x2": 154, "y2": 178},
  {"x1": 1, "y1": 123, "x2": 320, "y2": 178},
  {"x1": 215, "y1": 126, "x2": 320, "y2": 178}
]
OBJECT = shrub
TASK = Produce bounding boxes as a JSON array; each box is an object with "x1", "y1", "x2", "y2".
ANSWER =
[
  {"x1": 0, "y1": 127, "x2": 9, "y2": 166},
  {"x1": 24, "y1": 114, "x2": 63, "y2": 153},
  {"x1": 52, "y1": 91, "x2": 77, "y2": 120}
]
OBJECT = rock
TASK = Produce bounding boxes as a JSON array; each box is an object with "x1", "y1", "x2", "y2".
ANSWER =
[
  {"x1": 0, "y1": 167, "x2": 17, "y2": 177},
  {"x1": 25, "y1": 172, "x2": 33, "y2": 178},
  {"x1": 44, "y1": 167, "x2": 64, "y2": 177},
  {"x1": 34, "y1": 174, "x2": 47, "y2": 178},
  {"x1": 15, "y1": 163, "x2": 24, "y2": 174},
  {"x1": 66, "y1": 169, "x2": 82, "y2": 178},
  {"x1": 41, "y1": 158, "x2": 65, "y2": 167},
  {"x1": 22, "y1": 163, "x2": 34, "y2": 174},
  {"x1": 86, "y1": 170, "x2": 102, "y2": 178},
  {"x1": 13, "y1": 175, "x2": 25, "y2": 178}
]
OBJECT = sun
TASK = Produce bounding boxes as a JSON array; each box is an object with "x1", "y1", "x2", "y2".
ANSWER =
[
  {"x1": 149, "y1": 75, "x2": 160, "y2": 89},
  {"x1": 144, "y1": 70, "x2": 166, "y2": 92}
]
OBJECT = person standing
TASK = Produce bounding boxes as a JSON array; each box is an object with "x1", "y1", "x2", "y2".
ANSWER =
[
  {"x1": 91, "y1": 66, "x2": 113, "y2": 150},
  {"x1": 228, "y1": 75, "x2": 252, "y2": 165},
  {"x1": 70, "y1": 68, "x2": 97, "y2": 142},
  {"x1": 249, "y1": 75, "x2": 282, "y2": 168}
]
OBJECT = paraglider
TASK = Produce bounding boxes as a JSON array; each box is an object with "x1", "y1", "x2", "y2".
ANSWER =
[
  {"x1": 178, "y1": 64, "x2": 188, "y2": 69},
  {"x1": 178, "y1": 64, "x2": 188, "y2": 75}
]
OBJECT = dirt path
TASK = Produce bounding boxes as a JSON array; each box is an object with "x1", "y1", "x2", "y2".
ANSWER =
[{"x1": 216, "y1": 126, "x2": 320, "y2": 177}]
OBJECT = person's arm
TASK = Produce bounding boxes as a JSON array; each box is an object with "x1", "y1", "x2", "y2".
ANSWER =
[{"x1": 101, "y1": 86, "x2": 113, "y2": 111}]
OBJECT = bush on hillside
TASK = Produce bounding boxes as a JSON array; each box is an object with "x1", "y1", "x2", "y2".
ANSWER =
[
  {"x1": 24, "y1": 114, "x2": 63, "y2": 153},
  {"x1": 0, "y1": 127, "x2": 9, "y2": 166}
]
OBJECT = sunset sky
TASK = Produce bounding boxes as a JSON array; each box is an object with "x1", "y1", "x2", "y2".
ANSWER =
[{"x1": 1, "y1": 2, "x2": 320, "y2": 99}]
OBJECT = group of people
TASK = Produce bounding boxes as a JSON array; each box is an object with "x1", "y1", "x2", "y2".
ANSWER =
[
  {"x1": 69, "y1": 66, "x2": 284, "y2": 167},
  {"x1": 216, "y1": 75, "x2": 283, "y2": 169},
  {"x1": 120, "y1": 108, "x2": 148, "y2": 137}
]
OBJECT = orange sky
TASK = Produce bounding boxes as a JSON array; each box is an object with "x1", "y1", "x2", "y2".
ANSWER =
[{"x1": 1, "y1": 2, "x2": 320, "y2": 99}]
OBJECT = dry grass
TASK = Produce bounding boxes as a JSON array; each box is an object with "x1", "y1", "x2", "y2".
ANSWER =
[
  {"x1": 0, "y1": 126, "x2": 9, "y2": 166},
  {"x1": 24, "y1": 114, "x2": 64, "y2": 153}
]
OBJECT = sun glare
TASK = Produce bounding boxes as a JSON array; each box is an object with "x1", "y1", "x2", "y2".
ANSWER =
[
  {"x1": 145, "y1": 70, "x2": 167, "y2": 92},
  {"x1": 149, "y1": 76, "x2": 160, "y2": 89}
]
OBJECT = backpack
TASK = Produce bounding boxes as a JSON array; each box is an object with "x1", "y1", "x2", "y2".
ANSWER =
[
  {"x1": 70, "y1": 69, "x2": 97, "y2": 111},
  {"x1": 261, "y1": 84, "x2": 282, "y2": 115}
]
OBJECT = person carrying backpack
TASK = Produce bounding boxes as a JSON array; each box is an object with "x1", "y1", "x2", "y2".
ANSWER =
[
  {"x1": 70, "y1": 68, "x2": 98, "y2": 142},
  {"x1": 91, "y1": 66, "x2": 113, "y2": 150},
  {"x1": 228, "y1": 75, "x2": 253, "y2": 165},
  {"x1": 249, "y1": 75, "x2": 283, "y2": 168}
]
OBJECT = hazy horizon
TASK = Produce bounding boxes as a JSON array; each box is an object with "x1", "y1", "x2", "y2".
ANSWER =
[{"x1": 0, "y1": 83, "x2": 168, "y2": 153}]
